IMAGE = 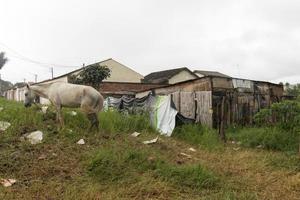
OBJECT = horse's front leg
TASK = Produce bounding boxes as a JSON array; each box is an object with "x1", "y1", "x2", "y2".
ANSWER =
[{"x1": 56, "y1": 105, "x2": 64, "y2": 128}]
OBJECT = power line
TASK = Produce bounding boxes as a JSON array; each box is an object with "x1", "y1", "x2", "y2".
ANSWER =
[
  {"x1": 0, "y1": 41, "x2": 78, "y2": 69},
  {"x1": 50, "y1": 67, "x2": 54, "y2": 79}
]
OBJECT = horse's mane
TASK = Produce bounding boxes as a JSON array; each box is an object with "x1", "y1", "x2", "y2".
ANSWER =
[{"x1": 32, "y1": 81, "x2": 65, "y2": 88}]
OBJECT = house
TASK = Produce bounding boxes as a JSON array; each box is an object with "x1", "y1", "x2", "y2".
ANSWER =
[
  {"x1": 40, "y1": 58, "x2": 144, "y2": 84},
  {"x1": 142, "y1": 67, "x2": 198, "y2": 84},
  {"x1": 136, "y1": 76, "x2": 284, "y2": 128},
  {"x1": 4, "y1": 58, "x2": 165, "y2": 103},
  {"x1": 194, "y1": 70, "x2": 231, "y2": 78}
]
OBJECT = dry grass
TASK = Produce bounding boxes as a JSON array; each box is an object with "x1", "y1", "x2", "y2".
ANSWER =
[{"x1": 0, "y1": 98, "x2": 299, "y2": 200}]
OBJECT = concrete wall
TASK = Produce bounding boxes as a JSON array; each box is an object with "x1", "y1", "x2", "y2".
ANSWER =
[
  {"x1": 102, "y1": 59, "x2": 143, "y2": 83},
  {"x1": 169, "y1": 70, "x2": 197, "y2": 84},
  {"x1": 69, "y1": 59, "x2": 144, "y2": 83}
]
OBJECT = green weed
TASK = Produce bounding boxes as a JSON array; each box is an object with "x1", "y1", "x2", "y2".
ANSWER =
[
  {"x1": 88, "y1": 145, "x2": 219, "y2": 189},
  {"x1": 172, "y1": 124, "x2": 223, "y2": 150},
  {"x1": 228, "y1": 127, "x2": 299, "y2": 153}
]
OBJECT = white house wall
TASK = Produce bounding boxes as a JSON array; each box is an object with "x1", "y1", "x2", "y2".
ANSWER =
[{"x1": 169, "y1": 70, "x2": 197, "y2": 84}]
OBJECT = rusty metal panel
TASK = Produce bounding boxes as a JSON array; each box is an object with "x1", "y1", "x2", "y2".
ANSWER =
[{"x1": 195, "y1": 91, "x2": 212, "y2": 127}]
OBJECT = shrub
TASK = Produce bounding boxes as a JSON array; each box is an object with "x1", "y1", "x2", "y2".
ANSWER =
[
  {"x1": 253, "y1": 108, "x2": 272, "y2": 126},
  {"x1": 254, "y1": 100, "x2": 300, "y2": 131}
]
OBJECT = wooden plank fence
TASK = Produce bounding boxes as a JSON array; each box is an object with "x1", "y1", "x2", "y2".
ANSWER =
[{"x1": 171, "y1": 91, "x2": 212, "y2": 127}]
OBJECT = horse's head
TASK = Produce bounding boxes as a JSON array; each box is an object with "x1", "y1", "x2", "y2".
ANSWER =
[{"x1": 24, "y1": 84, "x2": 35, "y2": 107}]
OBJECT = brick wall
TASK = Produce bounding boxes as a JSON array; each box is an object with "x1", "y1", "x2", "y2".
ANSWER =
[{"x1": 98, "y1": 82, "x2": 167, "y2": 97}]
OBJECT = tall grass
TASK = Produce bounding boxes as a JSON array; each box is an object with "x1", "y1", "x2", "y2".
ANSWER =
[
  {"x1": 172, "y1": 124, "x2": 223, "y2": 150},
  {"x1": 99, "y1": 110, "x2": 156, "y2": 134},
  {"x1": 228, "y1": 127, "x2": 299, "y2": 153}
]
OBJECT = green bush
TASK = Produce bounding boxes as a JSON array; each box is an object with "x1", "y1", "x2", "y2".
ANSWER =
[
  {"x1": 253, "y1": 108, "x2": 272, "y2": 126},
  {"x1": 254, "y1": 100, "x2": 300, "y2": 131}
]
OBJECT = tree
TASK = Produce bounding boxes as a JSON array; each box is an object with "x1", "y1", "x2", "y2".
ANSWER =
[
  {"x1": 285, "y1": 83, "x2": 300, "y2": 97},
  {"x1": 0, "y1": 52, "x2": 8, "y2": 70},
  {"x1": 69, "y1": 64, "x2": 111, "y2": 89}
]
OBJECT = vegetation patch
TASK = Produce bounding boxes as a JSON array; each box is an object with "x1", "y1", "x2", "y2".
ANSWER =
[
  {"x1": 88, "y1": 145, "x2": 219, "y2": 189},
  {"x1": 172, "y1": 124, "x2": 223, "y2": 150},
  {"x1": 265, "y1": 153, "x2": 300, "y2": 172},
  {"x1": 228, "y1": 127, "x2": 299, "y2": 153},
  {"x1": 99, "y1": 110, "x2": 156, "y2": 134},
  {"x1": 0, "y1": 98, "x2": 299, "y2": 199}
]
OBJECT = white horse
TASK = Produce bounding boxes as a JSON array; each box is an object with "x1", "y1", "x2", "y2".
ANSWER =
[{"x1": 24, "y1": 82, "x2": 104, "y2": 130}]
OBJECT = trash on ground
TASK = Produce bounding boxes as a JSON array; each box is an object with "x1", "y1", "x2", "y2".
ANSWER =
[
  {"x1": 41, "y1": 106, "x2": 48, "y2": 114},
  {"x1": 0, "y1": 178, "x2": 16, "y2": 187},
  {"x1": 24, "y1": 130, "x2": 43, "y2": 144},
  {"x1": 147, "y1": 156, "x2": 156, "y2": 163},
  {"x1": 176, "y1": 160, "x2": 185, "y2": 165},
  {"x1": 70, "y1": 111, "x2": 77, "y2": 116},
  {"x1": 143, "y1": 136, "x2": 158, "y2": 144},
  {"x1": 231, "y1": 141, "x2": 236, "y2": 144},
  {"x1": 188, "y1": 147, "x2": 196, "y2": 152},
  {"x1": 233, "y1": 147, "x2": 240, "y2": 151},
  {"x1": 38, "y1": 154, "x2": 47, "y2": 160},
  {"x1": 131, "y1": 132, "x2": 141, "y2": 137},
  {"x1": 256, "y1": 145, "x2": 263, "y2": 149},
  {"x1": 179, "y1": 152, "x2": 192, "y2": 159},
  {"x1": 0, "y1": 121, "x2": 11, "y2": 132},
  {"x1": 77, "y1": 139, "x2": 85, "y2": 145}
]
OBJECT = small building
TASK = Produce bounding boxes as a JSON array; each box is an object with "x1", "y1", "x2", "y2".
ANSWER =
[
  {"x1": 136, "y1": 76, "x2": 284, "y2": 128},
  {"x1": 142, "y1": 67, "x2": 198, "y2": 84}
]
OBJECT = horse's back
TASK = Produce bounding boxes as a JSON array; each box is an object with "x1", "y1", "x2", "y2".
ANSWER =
[{"x1": 48, "y1": 82, "x2": 103, "y2": 109}]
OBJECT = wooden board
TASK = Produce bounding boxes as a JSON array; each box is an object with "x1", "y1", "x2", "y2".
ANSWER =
[
  {"x1": 180, "y1": 92, "x2": 196, "y2": 119},
  {"x1": 195, "y1": 91, "x2": 213, "y2": 127}
]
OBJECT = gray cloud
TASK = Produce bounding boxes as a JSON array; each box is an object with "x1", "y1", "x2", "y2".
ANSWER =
[{"x1": 0, "y1": 0, "x2": 299, "y2": 84}]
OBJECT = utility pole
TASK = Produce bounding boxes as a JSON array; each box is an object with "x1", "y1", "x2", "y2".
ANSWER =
[
  {"x1": 34, "y1": 74, "x2": 37, "y2": 83},
  {"x1": 50, "y1": 67, "x2": 54, "y2": 79},
  {"x1": 0, "y1": 73, "x2": 2, "y2": 96}
]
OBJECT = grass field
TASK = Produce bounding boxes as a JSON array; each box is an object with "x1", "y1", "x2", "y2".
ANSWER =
[{"x1": 0, "y1": 98, "x2": 299, "y2": 200}]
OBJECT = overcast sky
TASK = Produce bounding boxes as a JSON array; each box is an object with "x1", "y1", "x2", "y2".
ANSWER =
[{"x1": 0, "y1": 0, "x2": 299, "y2": 84}]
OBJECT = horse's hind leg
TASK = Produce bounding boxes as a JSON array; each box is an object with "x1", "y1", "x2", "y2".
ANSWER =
[
  {"x1": 93, "y1": 113, "x2": 99, "y2": 130},
  {"x1": 87, "y1": 113, "x2": 99, "y2": 131}
]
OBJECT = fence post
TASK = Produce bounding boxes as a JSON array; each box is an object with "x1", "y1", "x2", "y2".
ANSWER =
[{"x1": 219, "y1": 95, "x2": 226, "y2": 143}]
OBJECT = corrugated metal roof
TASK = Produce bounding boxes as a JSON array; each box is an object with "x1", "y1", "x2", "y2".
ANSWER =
[
  {"x1": 143, "y1": 67, "x2": 195, "y2": 84},
  {"x1": 194, "y1": 70, "x2": 231, "y2": 78}
]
